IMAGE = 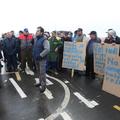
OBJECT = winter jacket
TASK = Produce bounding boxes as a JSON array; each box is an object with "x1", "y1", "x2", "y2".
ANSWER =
[
  {"x1": 3, "y1": 37, "x2": 18, "y2": 56},
  {"x1": 104, "y1": 36, "x2": 120, "y2": 44},
  {"x1": 86, "y1": 38, "x2": 101, "y2": 56},
  {"x1": 48, "y1": 37, "x2": 63, "y2": 62},
  {"x1": 74, "y1": 34, "x2": 86, "y2": 42},
  {"x1": 18, "y1": 34, "x2": 33, "y2": 49},
  {"x1": 33, "y1": 36, "x2": 50, "y2": 61}
]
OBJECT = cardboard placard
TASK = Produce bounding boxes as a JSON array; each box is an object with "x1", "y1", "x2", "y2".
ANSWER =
[
  {"x1": 62, "y1": 42, "x2": 86, "y2": 71},
  {"x1": 94, "y1": 43, "x2": 106, "y2": 75},
  {"x1": 102, "y1": 55, "x2": 120, "y2": 97},
  {"x1": 94, "y1": 43, "x2": 120, "y2": 75}
]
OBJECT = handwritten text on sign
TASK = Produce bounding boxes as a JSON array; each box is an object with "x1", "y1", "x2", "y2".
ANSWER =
[
  {"x1": 62, "y1": 42, "x2": 86, "y2": 70},
  {"x1": 94, "y1": 43, "x2": 106, "y2": 75},
  {"x1": 103, "y1": 56, "x2": 120, "y2": 97},
  {"x1": 94, "y1": 43, "x2": 119, "y2": 75}
]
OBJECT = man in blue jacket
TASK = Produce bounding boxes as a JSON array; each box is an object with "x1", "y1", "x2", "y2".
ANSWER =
[{"x1": 33, "y1": 26, "x2": 50, "y2": 93}]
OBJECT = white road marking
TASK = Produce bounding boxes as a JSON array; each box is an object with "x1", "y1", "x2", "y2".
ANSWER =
[
  {"x1": 64, "y1": 80, "x2": 70, "y2": 84},
  {"x1": 3, "y1": 80, "x2": 8, "y2": 86},
  {"x1": 44, "y1": 88, "x2": 54, "y2": 100},
  {"x1": 43, "y1": 74, "x2": 70, "y2": 120},
  {"x1": 90, "y1": 100, "x2": 99, "y2": 106},
  {"x1": 61, "y1": 112, "x2": 72, "y2": 120},
  {"x1": 46, "y1": 79, "x2": 54, "y2": 85},
  {"x1": 35, "y1": 78, "x2": 40, "y2": 84},
  {"x1": 38, "y1": 118, "x2": 45, "y2": 120},
  {"x1": 3, "y1": 80, "x2": 8, "y2": 83},
  {"x1": 9, "y1": 78, "x2": 27, "y2": 99},
  {"x1": 74, "y1": 92, "x2": 99, "y2": 108},
  {"x1": 35, "y1": 78, "x2": 53, "y2": 86},
  {"x1": 0, "y1": 71, "x2": 15, "y2": 75}
]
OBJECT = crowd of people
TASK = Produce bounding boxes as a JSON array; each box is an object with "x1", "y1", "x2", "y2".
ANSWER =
[{"x1": 0, "y1": 26, "x2": 120, "y2": 91}]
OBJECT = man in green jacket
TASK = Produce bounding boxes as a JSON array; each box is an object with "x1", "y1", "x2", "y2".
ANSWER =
[{"x1": 47, "y1": 31, "x2": 63, "y2": 72}]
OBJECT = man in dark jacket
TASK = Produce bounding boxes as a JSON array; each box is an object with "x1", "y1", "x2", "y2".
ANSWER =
[
  {"x1": 86, "y1": 31, "x2": 101, "y2": 79},
  {"x1": 33, "y1": 26, "x2": 50, "y2": 93},
  {"x1": 104, "y1": 29, "x2": 120, "y2": 44},
  {"x1": 3, "y1": 32, "x2": 18, "y2": 72},
  {"x1": 105, "y1": 29, "x2": 120, "y2": 56}
]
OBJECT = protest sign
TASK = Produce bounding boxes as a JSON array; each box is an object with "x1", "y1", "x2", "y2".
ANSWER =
[
  {"x1": 102, "y1": 55, "x2": 120, "y2": 97},
  {"x1": 94, "y1": 43, "x2": 106, "y2": 75},
  {"x1": 94, "y1": 43, "x2": 120, "y2": 75},
  {"x1": 62, "y1": 42, "x2": 86, "y2": 71}
]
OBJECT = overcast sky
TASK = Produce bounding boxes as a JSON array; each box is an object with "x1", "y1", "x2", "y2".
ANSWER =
[{"x1": 0, "y1": 0, "x2": 120, "y2": 36}]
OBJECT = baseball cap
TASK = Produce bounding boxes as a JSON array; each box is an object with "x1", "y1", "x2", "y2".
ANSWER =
[
  {"x1": 24, "y1": 28, "x2": 29, "y2": 32},
  {"x1": 89, "y1": 31, "x2": 97, "y2": 35},
  {"x1": 77, "y1": 28, "x2": 83, "y2": 32}
]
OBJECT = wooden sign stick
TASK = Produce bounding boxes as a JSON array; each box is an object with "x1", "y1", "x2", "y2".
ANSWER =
[{"x1": 71, "y1": 69, "x2": 74, "y2": 78}]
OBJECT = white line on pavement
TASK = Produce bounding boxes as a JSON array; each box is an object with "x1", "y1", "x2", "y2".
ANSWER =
[
  {"x1": 44, "y1": 74, "x2": 70, "y2": 120},
  {"x1": 90, "y1": 100, "x2": 99, "y2": 106},
  {"x1": 35, "y1": 78, "x2": 54, "y2": 86},
  {"x1": 64, "y1": 80, "x2": 70, "y2": 84},
  {"x1": 44, "y1": 88, "x2": 54, "y2": 100},
  {"x1": 35, "y1": 78, "x2": 40, "y2": 84},
  {"x1": 46, "y1": 79, "x2": 54, "y2": 85},
  {"x1": 0, "y1": 71, "x2": 15, "y2": 75},
  {"x1": 74, "y1": 92, "x2": 99, "y2": 108},
  {"x1": 9, "y1": 78, "x2": 27, "y2": 99},
  {"x1": 61, "y1": 112, "x2": 72, "y2": 120},
  {"x1": 38, "y1": 118, "x2": 45, "y2": 120}
]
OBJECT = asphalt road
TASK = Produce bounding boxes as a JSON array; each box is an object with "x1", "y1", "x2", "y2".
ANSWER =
[{"x1": 0, "y1": 69, "x2": 120, "y2": 120}]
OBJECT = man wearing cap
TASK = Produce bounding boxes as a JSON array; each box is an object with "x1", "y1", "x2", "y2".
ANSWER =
[
  {"x1": 18, "y1": 28, "x2": 34, "y2": 72},
  {"x1": 104, "y1": 29, "x2": 120, "y2": 44},
  {"x1": 86, "y1": 31, "x2": 101, "y2": 79},
  {"x1": 73, "y1": 28, "x2": 86, "y2": 42},
  {"x1": 33, "y1": 26, "x2": 50, "y2": 93}
]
